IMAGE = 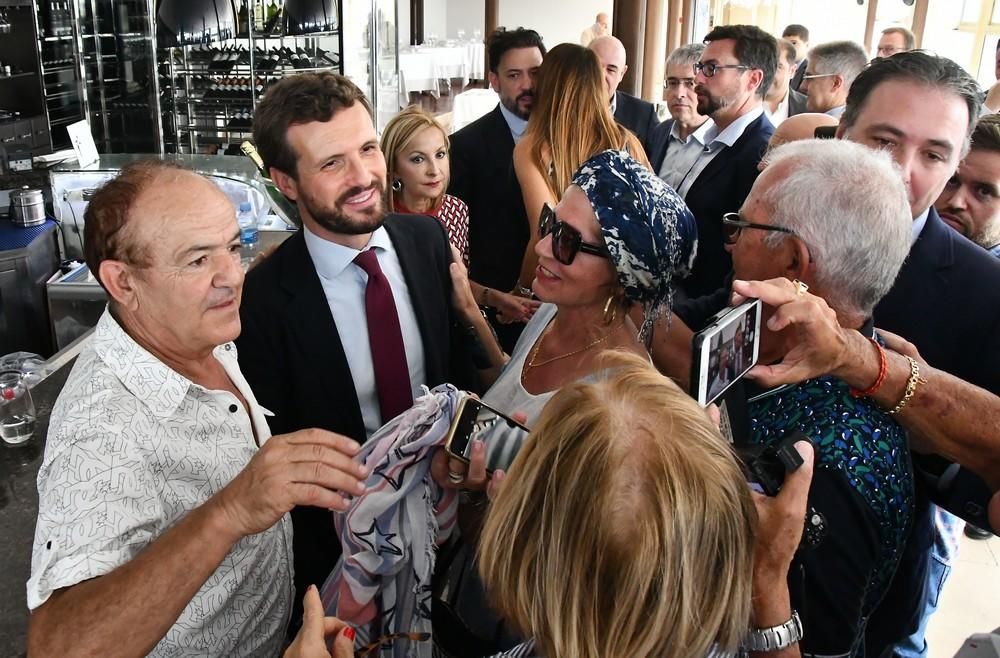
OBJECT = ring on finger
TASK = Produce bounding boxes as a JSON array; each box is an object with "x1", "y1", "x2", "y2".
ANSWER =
[
  {"x1": 792, "y1": 279, "x2": 809, "y2": 296},
  {"x1": 448, "y1": 469, "x2": 466, "y2": 485}
]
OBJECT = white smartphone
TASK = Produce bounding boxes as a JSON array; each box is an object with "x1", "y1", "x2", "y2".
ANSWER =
[{"x1": 690, "y1": 299, "x2": 762, "y2": 407}]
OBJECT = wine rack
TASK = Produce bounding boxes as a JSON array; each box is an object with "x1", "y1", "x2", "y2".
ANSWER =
[{"x1": 159, "y1": 3, "x2": 344, "y2": 155}]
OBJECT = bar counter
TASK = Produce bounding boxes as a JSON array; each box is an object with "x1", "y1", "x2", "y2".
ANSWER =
[{"x1": 0, "y1": 343, "x2": 81, "y2": 657}]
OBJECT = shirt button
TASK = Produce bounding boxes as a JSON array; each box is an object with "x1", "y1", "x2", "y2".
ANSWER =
[
  {"x1": 224, "y1": 344, "x2": 232, "y2": 351},
  {"x1": 229, "y1": 404, "x2": 238, "y2": 413}
]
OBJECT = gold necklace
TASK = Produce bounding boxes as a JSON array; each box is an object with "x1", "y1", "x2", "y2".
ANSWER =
[{"x1": 524, "y1": 323, "x2": 613, "y2": 370}]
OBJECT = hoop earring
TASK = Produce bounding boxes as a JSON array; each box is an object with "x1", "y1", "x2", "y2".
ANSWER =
[
  {"x1": 391, "y1": 178, "x2": 403, "y2": 192},
  {"x1": 603, "y1": 295, "x2": 617, "y2": 325}
]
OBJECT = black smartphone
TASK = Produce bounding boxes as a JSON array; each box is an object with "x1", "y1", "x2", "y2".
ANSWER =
[
  {"x1": 690, "y1": 299, "x2": 762, "y2": 407},
  {"x1": 445, "y1": 396, "x2": 530, "y2": 473}
]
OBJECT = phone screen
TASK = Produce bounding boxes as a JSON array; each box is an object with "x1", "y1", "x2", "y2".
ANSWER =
[
  {"x1": 447, "y1": 398, "x2": 530, "y2": 473},
  {"x1": 691, "y1": 299, "x2": 762, "y2": 406}
]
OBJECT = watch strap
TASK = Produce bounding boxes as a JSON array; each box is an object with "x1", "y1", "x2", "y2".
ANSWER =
[{"x1": 742, "y1": 610, "x2": 803, "y2": 652}]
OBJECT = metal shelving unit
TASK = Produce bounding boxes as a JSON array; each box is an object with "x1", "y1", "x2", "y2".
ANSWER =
[
  {"x1": 32, "y1": 0, "x2": 159, "y2": 153},
  {"x1": 159, "y1": 2, "x2": 344, "y2": 155}
]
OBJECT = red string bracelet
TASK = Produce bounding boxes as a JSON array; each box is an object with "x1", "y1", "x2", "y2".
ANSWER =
[{"x1": 850, "y1": 336, "x2": 887, "y2": 398}]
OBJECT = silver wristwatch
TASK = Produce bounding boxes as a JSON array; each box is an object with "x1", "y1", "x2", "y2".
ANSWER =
[{"x1": 743, "y1": 611, "x2": 803, "y2": 652}]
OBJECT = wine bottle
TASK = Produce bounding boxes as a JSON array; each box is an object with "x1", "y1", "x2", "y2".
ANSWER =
[
  {"x1": 241, "y1": 141, "x2": 301, "y2": 227},
  {"x1": 237, "y1": 0, "x2": 249, "y2": 37}
]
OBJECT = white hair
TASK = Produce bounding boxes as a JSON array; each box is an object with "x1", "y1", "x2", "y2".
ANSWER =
[{"x1": 757, "y1": 139, "x2": 911, "y2": 317}]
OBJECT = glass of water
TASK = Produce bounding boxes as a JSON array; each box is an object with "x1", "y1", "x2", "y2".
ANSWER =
[{"x1": 0, "y1": 370, "x2": 36, "y2": 446}]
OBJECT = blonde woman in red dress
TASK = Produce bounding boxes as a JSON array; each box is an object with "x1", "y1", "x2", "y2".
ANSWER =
[{"x1": 381, "y1": 106, "x2": 539, "y2": 324}]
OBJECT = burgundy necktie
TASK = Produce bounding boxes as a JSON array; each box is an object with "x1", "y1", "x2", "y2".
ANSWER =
[{"x1": 353, "y1": 249, "x2": 413, "y2": 423}]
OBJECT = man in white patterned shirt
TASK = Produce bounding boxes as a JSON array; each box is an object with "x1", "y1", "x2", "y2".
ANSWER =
[{"x1": 26, "y1": 161, "x2": 368, "y2": 657}]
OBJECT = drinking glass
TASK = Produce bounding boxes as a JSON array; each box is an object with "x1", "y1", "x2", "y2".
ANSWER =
[{"x1": 0, "y1": 370, "x2": 36, "y2": 446}]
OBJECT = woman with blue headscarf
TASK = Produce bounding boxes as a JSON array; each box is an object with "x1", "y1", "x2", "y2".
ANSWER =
[{"x1": 447, "y1": 148, "x2": 698, "y2": 432}]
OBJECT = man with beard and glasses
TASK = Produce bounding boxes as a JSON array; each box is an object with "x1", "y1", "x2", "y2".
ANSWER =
[
  {"x1": 238, "y1": 72, "x2": 478, "y2": 630},
  {"x1": 449, "y1": 27, "x2": 546, "y2": 352},
  {"x1": 674, "y1": 24, "x2": 775, "y2": 298}
]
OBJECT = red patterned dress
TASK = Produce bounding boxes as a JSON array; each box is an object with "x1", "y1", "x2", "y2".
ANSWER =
[{"x1": 395, "y1": 194, "x2": 470, "y2": 264}]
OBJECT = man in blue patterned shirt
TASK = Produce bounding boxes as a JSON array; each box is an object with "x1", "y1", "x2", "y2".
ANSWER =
[{"x1": 725, "y1": 138, "x2": 914, "y2": 657}]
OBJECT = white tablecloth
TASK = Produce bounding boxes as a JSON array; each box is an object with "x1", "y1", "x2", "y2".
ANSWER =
[
  {"x1": 450, "y1": 88, "x2": 499, "y2": 133},
  {"x1": 399, "y1": 42, "x2": 486, "y2": 96}
]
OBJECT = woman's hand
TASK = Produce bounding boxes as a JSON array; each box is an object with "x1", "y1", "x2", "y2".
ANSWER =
[
  {"x1": 494, "y1": 290, "x2": 541, "y2": 324},
  {"x1": 283, "y1": 585, "x2": 355, "y2": 658},
  {"x1": 430, "y1": 441, "x2": 490, "y2": 491}
]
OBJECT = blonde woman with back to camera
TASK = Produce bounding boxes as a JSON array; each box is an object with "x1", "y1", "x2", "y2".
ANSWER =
[
  {"x1": 380, "y1": 105, "x2": 539, "y2": 325},
  {"x1": 479, "y1": 352, "x2": 815, "y2": 658}
]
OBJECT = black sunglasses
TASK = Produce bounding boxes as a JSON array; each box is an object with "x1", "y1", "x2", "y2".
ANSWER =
[{"x1": 539, "y1": 204, "x2": 608, "y2": 265}]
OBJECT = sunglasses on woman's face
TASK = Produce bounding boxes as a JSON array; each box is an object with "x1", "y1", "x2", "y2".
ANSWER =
[{"x1": 539, "y1": 204, "x2": 609, "y2": 265}]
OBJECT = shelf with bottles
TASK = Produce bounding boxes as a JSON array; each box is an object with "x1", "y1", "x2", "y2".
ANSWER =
[{"x1": 235, "y1": 0, "x2": 340, "y2": 39}]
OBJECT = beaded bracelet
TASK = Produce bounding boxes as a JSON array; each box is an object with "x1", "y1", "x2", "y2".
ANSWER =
[
  {"x1": 850, "y1": 336, "x2": 888, "y2": 398},
  {"x1": 888, "y1": 356, "x2": 926, "y2": 415}
]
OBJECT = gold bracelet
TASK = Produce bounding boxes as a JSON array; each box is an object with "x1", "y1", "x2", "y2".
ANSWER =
[{"x1": 888, "y1": 356, "x2": 926, "y2": 415}]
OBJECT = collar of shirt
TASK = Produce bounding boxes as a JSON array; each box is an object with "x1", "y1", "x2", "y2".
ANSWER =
[
  {"x1": 766, "y1": 92, "x2": 790, "y2": 125},
  {"x1": 703, "y1": 105, "x2": 764, "y2": 148},
  {"x1": 498, "y1": 102, "x2": 528, "y2": 143},
  {"x1": 670, "y1": 117, "x2": 714, "y2": 145},
  {"x1": 911, "y1": 207, "x2": 930, "y2": 246},
  {"x1": 92, "y1": 308, "x2": 241, "y2": 419},
  {"x1": 303, "y1": 224, "x2": 394, "y2": 280},
  {"x1": 826, "y1": 104, "x2": 846, "y2": 118},
  {"x1": 610, "y1": 91, "x2": 618, "y2": 115}
]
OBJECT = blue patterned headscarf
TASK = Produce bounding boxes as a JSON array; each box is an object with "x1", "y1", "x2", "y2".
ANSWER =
[{"x1": 571, "y1": 149, "x2": 698, "y2": 341}]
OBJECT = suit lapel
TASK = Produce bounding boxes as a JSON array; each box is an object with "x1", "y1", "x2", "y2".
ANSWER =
[
  {"x1": 384, "y1": 217, "x2": 444, "y2": 384},
  {"x1": 278, "y1": 232, "x2": 366, "y2": 438},
  {"x1": 687, "y1": 114, "x2": 766, "y2": 198}
]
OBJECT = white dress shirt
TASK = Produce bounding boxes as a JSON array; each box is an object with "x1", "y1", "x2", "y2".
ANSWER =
[
  {"x1": 498, "y1": 102, "x2": 528, "y2": 144},
  {"x1": 303, "y1": 225, "x2": 426, "y2": 437},
  {"x1": 766, "y1": 92, "x2": 791, "y2": 127},
  {"x1": 29, "y1": 309, "x2": 293, "y2": 657},
  {"x1": 658, "y1": 118, "x2": 714, "y2": 190},
  {"x1": 911, "y1": 207, "x2": 930, "y2": 246},
  {"x1": 675, "y1": 106, "x2": 765, "y2": 200}
]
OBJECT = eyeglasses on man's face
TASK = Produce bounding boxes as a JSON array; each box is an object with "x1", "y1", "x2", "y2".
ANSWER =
[
  {"x1": 539, "y1": 204, "x2": 609, "y2": 266},
  {"x1": 694, "y1": 60, "x2": 749, "y2": 77},
  {"x1": 801, "y1": 72, "x2": 838, "y2": 81},
  {"x1": 721, "y1": 212, "x2": 814, "y2": 261},
  {"x1": 665, "y1": 77, "x2": 697, "y2": 90}
]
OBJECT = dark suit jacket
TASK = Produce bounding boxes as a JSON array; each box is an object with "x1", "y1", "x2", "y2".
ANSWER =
[
  {"x1": 235, "y1": 213, "x2": 477, "y2": 626},
  {"x1": 864, "y1": 207, "x2": 1000, "y2": 657},
  {"x1": 790, "y1": 58, "x2": 807, "y2": 92},
  {"x1": 650, "y1": 112, "x2": 773, "y2": 298},
  {"x1": 448, "y1": 104, "x2": 528, "y2": 295},
  {"x1": 613, "y1": 90, "x2": 660, "y2": 159},
  {"x1": 787, "y1": 88, "x2": 808, "y2": 117},
  {"x1": 448, "y1": 104, "x2": 530, "y2": 351}
]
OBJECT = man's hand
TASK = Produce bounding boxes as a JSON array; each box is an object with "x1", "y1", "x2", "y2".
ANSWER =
[
  {"x1": 284, "y1": 585, "x2": 354, "y2": 658},
  {"x1": 752, "y1": 440, "x2": 815, "y2": 578},
  {"x1": 212, "y1": 429, "x2": 368, "y2": 540},
  {"x1": 732, "y1": 278, "x2": 853, "y2": 387}
]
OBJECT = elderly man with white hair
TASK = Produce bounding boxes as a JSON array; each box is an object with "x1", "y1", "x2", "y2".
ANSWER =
[{"x1": 721, "y1": 138, "x2": 915, "y2": 657}]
